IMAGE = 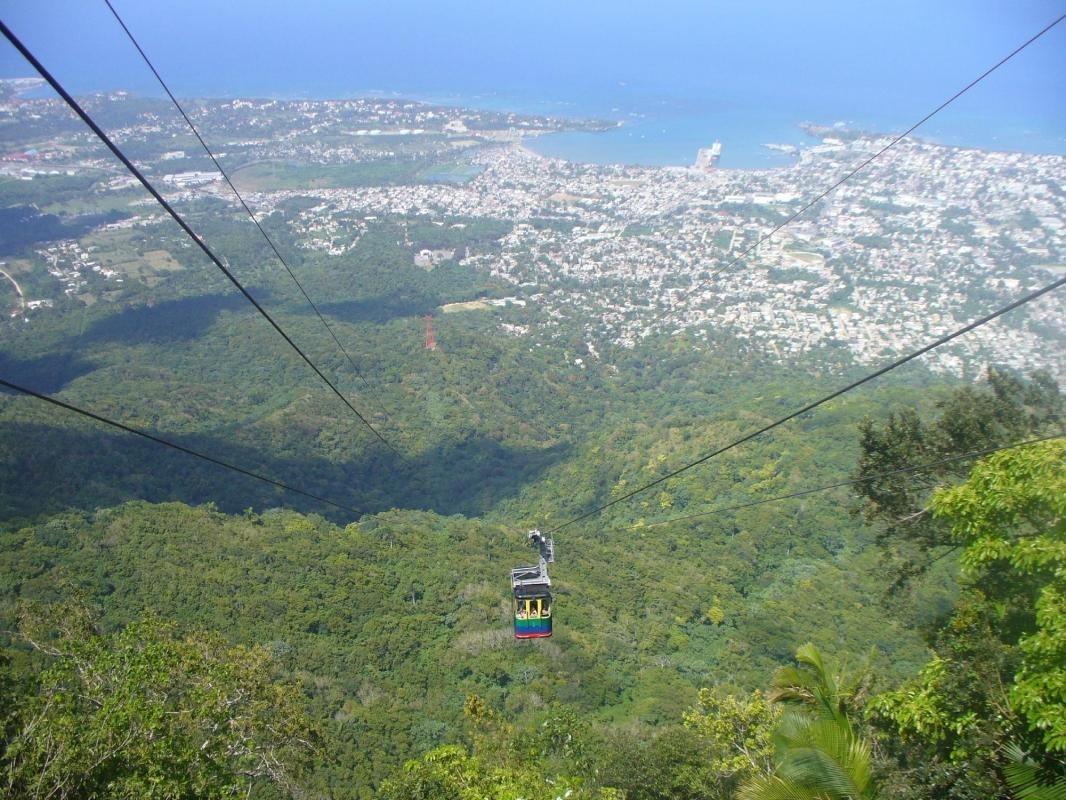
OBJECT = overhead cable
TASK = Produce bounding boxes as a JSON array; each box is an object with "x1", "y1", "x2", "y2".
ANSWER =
[
  {"x1": 547, "y1": 273, "x2": 1066, "y2": 534},
  {"x1": 102, "y1": 0, "x2": 391, "y2": 420},
  {"x1": 693, "y1": 14, "x2": 1065, "y2": 286},
  {"x1": 0, "y1": 377, "x2": 361, "y2": 515},
  {"x1": 0, "y1": 19, "x2": 399, "y2": 455},
  {"x1": 604, "y1": 433, "x2": 1063, "y2": 534}
]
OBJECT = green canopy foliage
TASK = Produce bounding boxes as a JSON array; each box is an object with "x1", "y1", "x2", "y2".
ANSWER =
[
  {"x1": 683, "y1": 688, "x2": 779, "y2": 786},
  {"x1": 2, "y1": 598, "x2": 321, "y2": 799},
  {"x1": 854, "y1": 368, "x2": 1061, "y2": 583},
  {"x1": 870, "y1": 440, "x2": 1066, "y2": 798},
  {"x1": 0, "y1": 146, "x2": 1062, "y2": 796},
  {"x1": 931, "y1": 440, "x2": 1066, "y2": 753}
]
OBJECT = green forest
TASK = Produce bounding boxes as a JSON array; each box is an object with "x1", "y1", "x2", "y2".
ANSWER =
[
  {"x1": 1, "y1": 413, "x2": 1062, "y2": 798},
  {"x1": 0, "y1": 158, "x2": 1063, "y2": 798}
]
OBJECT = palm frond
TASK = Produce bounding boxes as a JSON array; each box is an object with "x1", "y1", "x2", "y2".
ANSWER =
[
  {"x1": 1004, "y1": 743, "x2": 1066, "y2": 800},
  {"x1": 757, "y1": 714, "x2": 871, "y2": 799},
  {"x1": 748, "y1": 643, "x2": 875, "y2": 800},
  {"x1": 738, "y1": 773, "x2": 825, "y2": 800}
]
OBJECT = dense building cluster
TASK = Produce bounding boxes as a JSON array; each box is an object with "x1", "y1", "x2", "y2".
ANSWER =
[
  {"x1": 2, "y1": 83, "x2": 1062, "y2": 378},
  {"x1": 267, "y1": 137, "x2": 1064, "y2": 378}
]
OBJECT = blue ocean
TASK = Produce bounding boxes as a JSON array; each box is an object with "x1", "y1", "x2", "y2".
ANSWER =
[
  {"x1": 2, "y1": 0, "x2": 1063, "y2": 169},
  {"x1": 413, "y1": 87, "x2": 1066, "y2": 169}
]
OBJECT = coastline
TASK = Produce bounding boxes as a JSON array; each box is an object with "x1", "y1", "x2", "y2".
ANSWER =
[
  {"x1": 523, "y1": 120, "x2": 811, "y2": 170},
  {"x1": 5, "y1": 74, "x2": 1061, "y2": 170},
  {"x1": 522, "y1": 113, "x2": 1066, "y2": 171}
]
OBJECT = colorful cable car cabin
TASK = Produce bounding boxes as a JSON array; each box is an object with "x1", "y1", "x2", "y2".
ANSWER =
[
  {"x1": 511, "y1": 530, "x2": 555, "y2": 640},
  {"x1": 512, "y1": 579, "x2": 552, "y2": 639}
]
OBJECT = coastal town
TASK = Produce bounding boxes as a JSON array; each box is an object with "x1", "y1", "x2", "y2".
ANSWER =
[{"x1": 1, "y1": 84, "x2": 1063, "y2": 380}]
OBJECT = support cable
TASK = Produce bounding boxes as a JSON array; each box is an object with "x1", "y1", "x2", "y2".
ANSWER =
[
  {"x1": 0, "y1": 377, "x2": 361, "y2": 515},
  {"x1": 0, "y1": 19, "x2": 399, "y2": 455},
  {"x1": 603, "y1": 433, "x2": 1063, "y2": 534},
  {"x1": 684, "y1": 15, "x2": 1065, "y2": 296},
  {"x1": 545, "y1": 14, "x2": 1066, "y2": 533},
  {"x1": 547, "y1": 274, "x2": 1066, "y2": 534},
  {"x1": 102, "y1": 0, "x2": 391, "y2": 420}
]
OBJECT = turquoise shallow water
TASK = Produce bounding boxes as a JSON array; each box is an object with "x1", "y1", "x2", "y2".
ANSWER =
[
  {"x1": 526, "y1": 114, "x2": 810, "y2": 169},
  {"x1": 526, "y1": 112, "x2": 1066, "y2": 170},
  {"x1": 415, "y1": 90, "x2": 1065, "y2": 170},
  {"x1": 2, "y1": 0, "x2": 1062, "y2": 170}
]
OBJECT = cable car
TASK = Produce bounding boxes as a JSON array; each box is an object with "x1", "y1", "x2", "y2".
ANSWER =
[{"x1": 511, "y1": 530, "x2": 554, "y2": 639}]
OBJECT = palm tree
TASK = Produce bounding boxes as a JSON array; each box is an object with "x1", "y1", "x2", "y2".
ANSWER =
[
  {"x1": 739, "y1": 643, "x2": 874, "y2": 800},
  {"x1": 1003, "y1": 743, "x2": 1066, "y2": 800}
]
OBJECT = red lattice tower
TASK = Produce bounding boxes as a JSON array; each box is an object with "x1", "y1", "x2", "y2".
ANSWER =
[{"x1": 423, "y1": 314, "x2": 437, "y2": 351}]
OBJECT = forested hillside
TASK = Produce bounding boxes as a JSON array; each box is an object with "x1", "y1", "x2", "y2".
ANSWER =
[
  {"x1": 1, "y1": 175, "x2": 1063, "y2": 797},
  {"x1": 1, "y1": 367, "x2": 1062, "y2": 797},
  {"x1": 0, "y1": 81, "x2": 1062, "y2": 799}
]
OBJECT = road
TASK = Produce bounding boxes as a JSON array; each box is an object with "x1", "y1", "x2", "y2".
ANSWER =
[{"x1": 0, "y1": 267, "x2": 26, "y2": 317}]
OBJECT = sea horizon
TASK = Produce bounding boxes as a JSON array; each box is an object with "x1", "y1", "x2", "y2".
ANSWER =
[
  {"x1": 2, "y1": 0, "x2": 1062, "y2": 170},
  {"x1": 8, "y1": 75, "x2": 1063, "y2": 172}
]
